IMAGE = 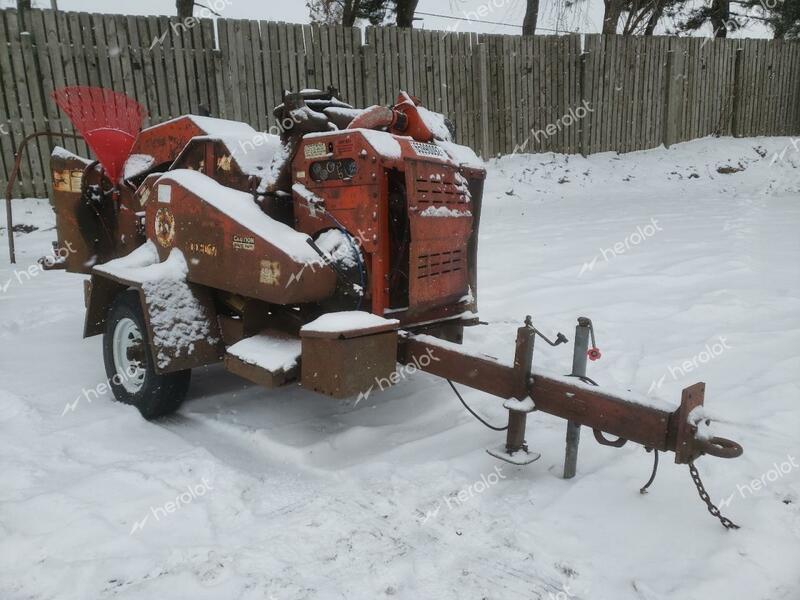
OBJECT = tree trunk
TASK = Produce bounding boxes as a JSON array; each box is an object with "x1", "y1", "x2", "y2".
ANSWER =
[
  {"x1": 396, "y1": 0, "x2": 420, "y2": 28},
  {"x1": 644, "y1": 0, "x2": 666, "y2": 35},
  {"x1": 602, "y1": 0, "x2": 625, "y2": 34},
  {"x1": 17, "y1": 0, "x2": 32, "y2": 10},
  {"x1": 522, "y1": 0, "x2": 540, "y2": 35},
  {"x1": 342, "y1": 0, "x2": 361, "y2": 27},
  {"x1": 176, "y1": 0, "x2": 193, "y2": 20},
  {"x1": 711, "y1": 0, "x2": 730, "y2": 36}
]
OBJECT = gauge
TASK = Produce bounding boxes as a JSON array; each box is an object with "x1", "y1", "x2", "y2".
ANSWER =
[
  {"x1": 343, "y1": 159, "x2": 357, "y2": 178},
  {"x1": 310, "y1": 162, "x2": 327, "y2": 181}
]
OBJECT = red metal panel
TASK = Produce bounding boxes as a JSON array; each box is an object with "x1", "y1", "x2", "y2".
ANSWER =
[{"x1": 406, "y1": 160, "x2": 473, "y2": 308}]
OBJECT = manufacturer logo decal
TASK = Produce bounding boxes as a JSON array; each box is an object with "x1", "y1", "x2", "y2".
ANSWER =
[
  {"x1": 259, "y1": 260, "x2": 280, "y2": 285},
  {"x1": 155, "y1": 208, "x2": 176, "y2": 247}
]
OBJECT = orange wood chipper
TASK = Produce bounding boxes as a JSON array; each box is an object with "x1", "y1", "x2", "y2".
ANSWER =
[{"x1": 3, "y1": 86, "x2": 743, "y2": 528}]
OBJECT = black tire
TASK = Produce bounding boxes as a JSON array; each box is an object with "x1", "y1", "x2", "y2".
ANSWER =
[{"x1": 103, "y1": 290, "x2": 191, "y2": 419}]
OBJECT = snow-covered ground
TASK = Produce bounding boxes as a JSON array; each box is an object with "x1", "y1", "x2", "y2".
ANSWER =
[{"x1": 1, "y1": 136, "x2": 799, "y2": 599}]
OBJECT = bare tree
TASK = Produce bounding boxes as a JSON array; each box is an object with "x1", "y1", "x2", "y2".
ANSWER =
[
  {"x1": 602, "y1": 0, "x2": 626, "y2": 33},
  {"x1": 522, "y1": 0, "x2": 540, "y2": 35},
  {"x1": 710, "y1": 0, "x2": 731, "y2": 36},
  {"x1": 176, "y1": 0, "x2": 225, "y2": 19},
  {"x1": 395, "y1": 0, "x2": 420, "y2": 28},
  {"x1": 17, "y1": 0, "x2": 32, "y2": 10},
  {"x1": 307, "y1": 0, "x2": 390, "y2": 26},
  {"x1": 176, "y1": 0, "x2": 193, "y2": 19}
]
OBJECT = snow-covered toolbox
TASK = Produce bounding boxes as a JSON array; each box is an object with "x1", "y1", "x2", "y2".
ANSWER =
[{"x1": 299, "y1": 312, "x2": 400, "y2": 398}]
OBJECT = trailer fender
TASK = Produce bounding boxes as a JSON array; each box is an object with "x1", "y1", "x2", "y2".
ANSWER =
[{"x1": 84, "y1": 270, "x2": 224, "y2": 374}]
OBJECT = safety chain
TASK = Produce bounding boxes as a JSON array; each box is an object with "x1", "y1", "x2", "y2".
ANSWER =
[{"x1": 688, "y1": 461, "x2": 740, "y2": 530}]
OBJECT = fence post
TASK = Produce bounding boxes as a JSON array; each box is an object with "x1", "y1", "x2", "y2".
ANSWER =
[
  {"x1": 731, "y1": 42, "x2": 743, "y2": 138},
  {"x1": 579, "y1": 37, "x2": 588, "y2": 158},
  {"x1": 662, "y1": 43, "x2": 674, "y2": 148},
  {"x1": 478, "y1": 42, "x2": 490, "y2": 159}
]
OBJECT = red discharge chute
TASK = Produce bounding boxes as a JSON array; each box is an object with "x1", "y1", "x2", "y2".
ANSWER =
[{"x1": 51, "y1": 86, "x2": 147, "y2": 184}]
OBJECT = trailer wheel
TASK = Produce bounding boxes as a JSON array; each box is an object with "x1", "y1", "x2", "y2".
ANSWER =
[{"x1": 103, "y1": 290, "x2": 190, "y2": 419}]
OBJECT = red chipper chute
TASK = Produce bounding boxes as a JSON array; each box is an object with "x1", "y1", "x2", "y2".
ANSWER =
[{"x1": 51, "y1": 86, "x2": 147, "y2": 184}]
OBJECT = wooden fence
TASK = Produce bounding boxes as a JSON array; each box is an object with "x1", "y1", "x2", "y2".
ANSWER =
[{"x1": 1, "y1": 8, "x2": 799, "y2": 197}]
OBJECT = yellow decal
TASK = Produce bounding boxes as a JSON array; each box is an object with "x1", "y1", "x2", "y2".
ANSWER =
[
  {"x1": 155, "y1": 208, "x2": 176, "y2": 247},
  {"x1": 139, "y1": 185, "x2": 151, "y2": 207},
  {"x1": 233, "y1": 235, "x2": 255, "y2": 251},
  {"x1": 217, "y1": 155, "x2": 233, "y2": 172},
  {"x1": 53, "y1": 169, "x2": 84, "y2": 193},
  {"x1": 189, "y1": 242, "x2": 218, "y2": 257},
  {"x1": 259, "y1": 260, "x2": 281, "y2": 285}
]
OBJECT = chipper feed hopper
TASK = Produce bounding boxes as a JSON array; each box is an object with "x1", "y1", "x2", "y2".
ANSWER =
[{"x1": 9, "y1": 85, "x2": 743, "y2": 528}]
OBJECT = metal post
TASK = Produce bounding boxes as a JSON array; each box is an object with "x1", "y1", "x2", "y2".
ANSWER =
[
  {"x1": 505, "y1": 317, "x2": 535, "y2": 453},
  {"x1": 563, "y1": 317, "x2": 590, "y2": 479}
]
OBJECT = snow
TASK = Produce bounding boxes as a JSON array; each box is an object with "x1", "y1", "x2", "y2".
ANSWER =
[
  {"x1": 196, "y1": 133, "x2": 283, "y2": 178},
  {"x1": 292, "y1": 182, "x2": 325, "y2": 207},
  {"x1": 227, "y1": 334, "x2": 301, "y2": 373},
  {"x1": 301, "y1": 311, "x2": 399, "y2": 335},
  {"x1": 123, "y1": 153, "x2": 155, "y2": 180},
  {"x1": 435, "y1": 140, "x2": 484, "y2": 170},
  {"x1": 323, "y1": 106, "x2": 365, "y2": 122},
  {"x1": 416, "y1": 105, "x2": 452, "y2": 142},
  {"x1": 2, "y1": 136, "x2": 799, "y2": 599},
  {"x1": 157, "y1": 169, "x2": 320, "y2": 264},
  {"x1": 306, "y1": 128, "x2": 405, "y2": 159},
  {"x1": 157, "y1": 114, "x2": 258, "y2": 139},
  {"x1": 94, "y1": 246, "x2": 217, "y2": 369},
  {"x1": 419, "y1": 205, "x2": 472, "y2": 218},
  {"x1": 315, "y1": 229, "x2": 360, "y2": 269},
  {"x1": 51, "y1": 145, "x2": 92, "y2": 165},
  {"x1": 94, "y1": 239, "x2": 175, "y2": 282}
]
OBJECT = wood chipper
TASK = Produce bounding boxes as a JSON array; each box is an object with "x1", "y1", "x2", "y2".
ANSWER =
[{"x1": 5, "y1": 85, "x2": 744, "y2": 528}]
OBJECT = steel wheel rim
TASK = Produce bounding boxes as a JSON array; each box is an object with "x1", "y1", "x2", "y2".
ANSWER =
[{"x1": 112, "y1": 317, "x2": 146, "y2": 394}]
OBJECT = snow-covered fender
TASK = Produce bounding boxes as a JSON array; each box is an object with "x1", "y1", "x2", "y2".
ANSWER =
[{"x1": 83, "y1": 269, "x2": 224, "y2": 374}]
